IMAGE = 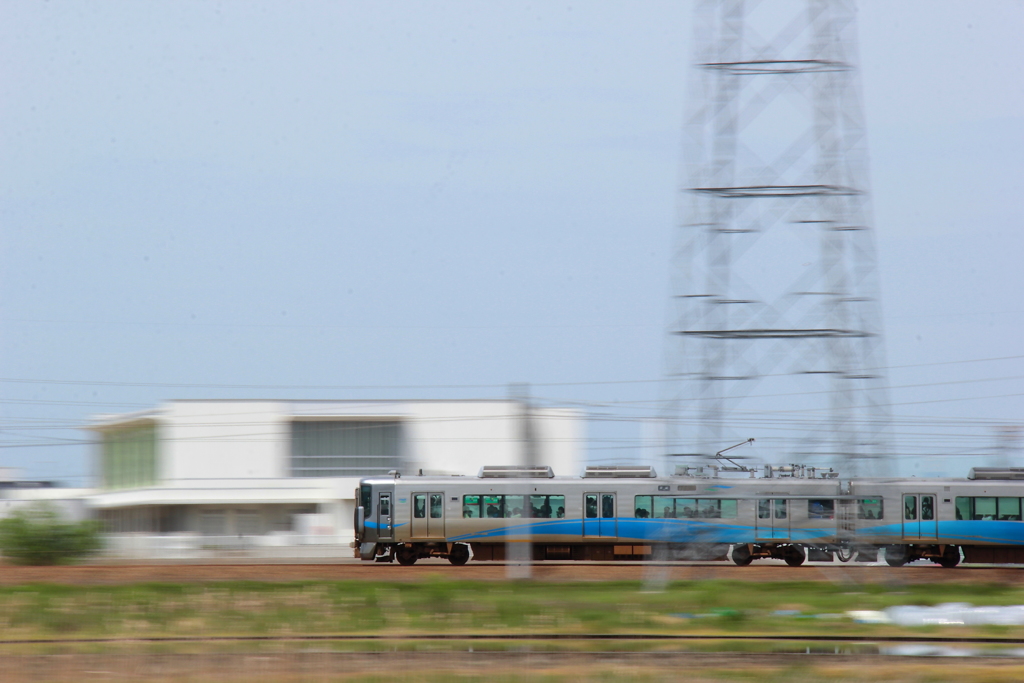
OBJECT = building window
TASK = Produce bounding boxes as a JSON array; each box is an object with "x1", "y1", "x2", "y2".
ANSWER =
[
  {"x1": 290, "y1": 420, "x2": 402, "y2": 477},
  {"x1": 200, "y1": 510, "x2": 226, "y2": 536},
  {"x1": 101, "y1": 424, "x2": 158, "y2": 490},
  {"x1": 236, "y1": 510, "x2": 261, "y2": 536}
]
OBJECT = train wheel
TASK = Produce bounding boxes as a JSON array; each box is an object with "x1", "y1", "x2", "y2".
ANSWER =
[
  {"x1": 784, "y1": 545, "x2": 805, "y2": 567},
  {"x1": 937, "y1": 545, "x2": 961, "y2": 568},
  {"x1": 395, "y1": 546, "x2": 418, "y2": 566},
  {"x1": 836, "y1": 546, "x2": 855, "y2": 563},
  {"x1": 448, "y1": 543, "x2": 470, "y2": 566},
  {"x1": 884, "y1": 545, "x2": 908, "y2": 567},
  {"x1": 731, "y1": 544, "x2": 753, "y2": 566}
]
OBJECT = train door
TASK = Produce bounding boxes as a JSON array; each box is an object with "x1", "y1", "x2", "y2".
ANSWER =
[
  {"x1": 411, "y1": 492, "x2": 445, "y2": 538},
  {"x1": 755, "y1": 499, "x2": 790, "y2": 540},
  {"x1": 583, "y1": 493, "x2": 617, "y2": 537},
  {"x1": 902, "y1": 494, "x2": 938, "y2": 539},
  {"x1": 377, "y1": 492, "x2": 394, "y2": 540},
  {"x1": 837, "y1": 500, "x2": 856, "y2": 543}
]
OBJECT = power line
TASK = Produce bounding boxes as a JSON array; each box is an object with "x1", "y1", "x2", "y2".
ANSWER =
[{"x1": 0, "y1": 353, "x2": 1021, "y2": 392}]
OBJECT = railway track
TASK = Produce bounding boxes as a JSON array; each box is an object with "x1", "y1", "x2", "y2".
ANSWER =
[{"x1": 2, "y1": 633, "x2": 1024, "y2": 646}]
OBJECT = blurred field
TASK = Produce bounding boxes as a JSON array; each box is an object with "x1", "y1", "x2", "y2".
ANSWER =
[
  {"x1": 2, "y1": 574, "x2": 1024, "y2": 680},
  {"x1": 3, "y1": 559, "x2": 1024, "y2": 585},
  {"x1": 0, "y1": 578, "x2": 1022, "y2": 639}
]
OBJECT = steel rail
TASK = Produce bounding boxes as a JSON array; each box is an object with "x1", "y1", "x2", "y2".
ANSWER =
[{"x1": 2, "y1": 633, "x2": 1024, "y2": 646}]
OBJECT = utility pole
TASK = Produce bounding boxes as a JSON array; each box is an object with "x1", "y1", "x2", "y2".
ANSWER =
[
  {"x1": 507, "y1": 383, "x2": 534, "y2": 579},
  {"x1": 993, "y1": 426, "x2": 1023, "y2": 469},
  {"x1": 666, "y1": 0, "x2": 892, "y2": 477}
]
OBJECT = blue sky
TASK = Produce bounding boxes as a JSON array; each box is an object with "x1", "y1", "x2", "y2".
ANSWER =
[{"x1": 1, "y1": 1, "x2": 1022, "y2": 483}]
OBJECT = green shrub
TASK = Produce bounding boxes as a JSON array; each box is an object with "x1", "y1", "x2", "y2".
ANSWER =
[{"x1": 0, "y1": 503, "x2": 103, "y2": 565}]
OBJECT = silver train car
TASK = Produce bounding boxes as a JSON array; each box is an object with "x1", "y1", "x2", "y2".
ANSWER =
[{"x1": 353, "y1": 464, "x2": 1024, "y2": 567}]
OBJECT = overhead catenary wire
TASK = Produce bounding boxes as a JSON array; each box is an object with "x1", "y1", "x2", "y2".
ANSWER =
[
  {"x1": 0, "y1": 352, "x2": 1020, "y2": 391},
  {"x1": 2, "y1": 351, "x2": 1022, "y2": 478}
]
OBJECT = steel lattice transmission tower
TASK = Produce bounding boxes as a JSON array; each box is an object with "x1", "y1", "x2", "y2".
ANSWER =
[{"x1": 666, "y1": 0, "x2": 892, "y2": 477}]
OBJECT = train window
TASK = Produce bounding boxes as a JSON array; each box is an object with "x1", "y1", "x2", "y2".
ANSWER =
[
  {"x1": 676, "y1": 498, "x2": 697, "y2": 518},
  {"x1": 921, "y1": 496, "x2": 934, "y2": 521},
  {"x1": 463, "y1": 494, "x2": 564, "y2": 519},
  {"x1": 531, "y1": 495, "x2": 564, "y2": 518},
  {"x1": 379, "y1": 496, "x2": 390, "y2": 516},
  {"x1": 857, "y1": 499, "x2": 883, "y2": 519},
  {"x1": 360, "y1": 485, "x2": 372, "y2": 512},
  {"x1": 904, "y1": 496, "x2": 917, "y2": 520},
  {"x1": 414, "y1": 494, "x2": 427, "y2": 519},
  {"x1": 696, "y1": 499, "x2": 723, "y2": 519},
  {"x1": 601, "y1": 494, "x2": 614, "y2": 518},
  {"x1": 757, "y1": 499, "x2": 793, "y2": 519},
  {"x1": 653, "y1": 496, "x2": 676, "y2": 518},
  {"x1": 484, "y1": 495, "x2": 503, "y2": 518},
  {"x1": 955, "y1": 497, "x2": 1024, "y2": 521},
  {"x1": 430, "y1": 494, "x2": 443, "y2": 519},
  {"x1": 463, "y1": 495, "x2": 482, "y2": 518},
  {"x1": 974, "y1": 497, "x2": 996, "y2": 520},
  {"x1": 505, "y1": 495, "x2": 526, "y2": 518},
  {"x1": 808, "y1": 499, "x2": 835, "y2": 520},
  {"x1": 641, "y1": 497, "x2": 738, "y2": 519},
  {"x1": 585, "y1": 494, "x2": 598, "y2": 518},
  {"x1": 998, "y1": 497, "x2": 1022, "y2": 521}
]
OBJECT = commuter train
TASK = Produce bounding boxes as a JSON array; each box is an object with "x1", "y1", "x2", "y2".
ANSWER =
[{"x1": 353, "y1": 463, "x2": 1024, "y2": 567}]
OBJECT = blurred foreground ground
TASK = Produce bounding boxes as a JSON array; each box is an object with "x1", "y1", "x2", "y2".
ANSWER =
[
  {"x1": 0, "y1": 650, "x2": 1022, "y2": 682},
  {"x1": 1, "y1": 559, "x2": 1022, "y2": 584},
  {"x1": 1, "y1": 562, "x2": 1022, "y2": 682}
]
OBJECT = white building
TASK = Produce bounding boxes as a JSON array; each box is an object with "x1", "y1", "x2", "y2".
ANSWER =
[
  {"x1": 0, "y1": 473, "x2": 93, "y2": 523},
  {"x1": 86, "y1": 399, "x2": 583, "y2": 550}
]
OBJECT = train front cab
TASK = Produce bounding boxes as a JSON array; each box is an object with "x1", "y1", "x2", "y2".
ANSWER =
[
  {"x1": 355, "y1": 478, "x2": 470, "y2": 566},
  {"x1": 355, "y1": 479, "x2": 395, "y2": 562}
]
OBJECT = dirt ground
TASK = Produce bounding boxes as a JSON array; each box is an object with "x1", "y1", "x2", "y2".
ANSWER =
[
  {"x1": 0, "y1": 650, "x2": 1020, "y2": 682},
  {"x1": 1, "y1": 560, "x2": 1023, "y2": 585}
]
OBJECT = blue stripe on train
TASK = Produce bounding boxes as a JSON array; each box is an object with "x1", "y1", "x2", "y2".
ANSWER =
[
  {"x1": 787, "y1": 521, "x2": 1024, "y2": 546},
  {"x1": 446, "y1": 518, "x2": 836, "y2": 544},
  {"x1": 381, "y1": 519, "x2": 1024, "y2": 546},
  {"x1": 937, "y1": 520, "x2": 1024, "y2": 544}
]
